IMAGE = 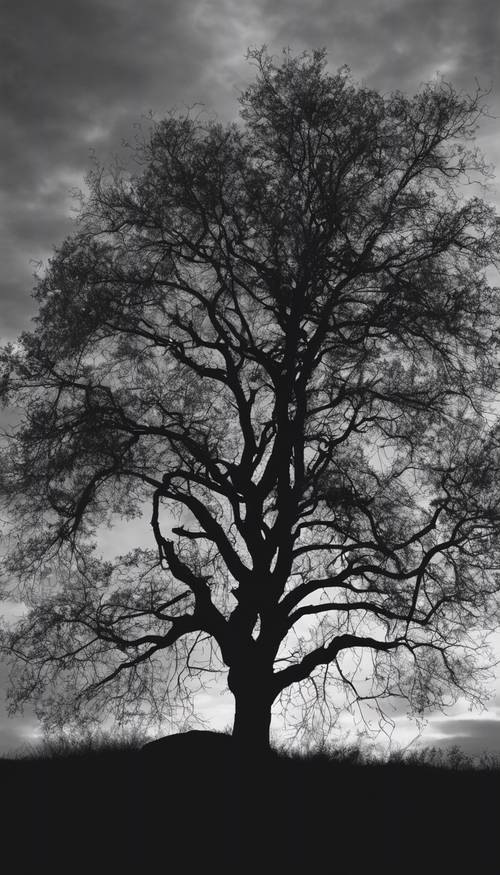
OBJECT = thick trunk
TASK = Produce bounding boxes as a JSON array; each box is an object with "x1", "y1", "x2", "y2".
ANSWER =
[
  {"x1": 231, "y1": 691, "x2": 272, "y2": 753},
  {"x1": 227, "y1": 678, "x2": 275, "y2": 856},
  {"x1": 228, "y1": 663, "x2": 274, "y2": 755}
]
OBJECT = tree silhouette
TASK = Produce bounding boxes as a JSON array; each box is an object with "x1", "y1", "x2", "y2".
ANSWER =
[{"x1": 1, "y1": 49, "x2": 500, "y2": 751}]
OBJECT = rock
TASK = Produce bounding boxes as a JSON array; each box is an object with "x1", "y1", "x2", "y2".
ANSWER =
[
  {"x1": 141, "y1": 729, "x2": 234, "y2": 759},
  {"x1": 140, "y1": 730, "x2": 243, "y2": 809},
  {"x1": 140, "y1": 729, "x2": 272, "y2": 787}
]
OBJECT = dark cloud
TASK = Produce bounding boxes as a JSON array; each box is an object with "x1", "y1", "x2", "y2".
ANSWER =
[
  {"x1": 256, "y1": 0, "x2": 500, "y2": 90},
  {"x1": 0, "y1": 0, "x2": 253, "y2": 340},
  {"x1": 1, "y1": 0, "x2": 227, "y2": 191},
  {"x1": 1, "y1": 0, "x2": 499, "y2": 342},
  {"x1": 423, "y1": 718, "x2": 500, "y2": 759}
]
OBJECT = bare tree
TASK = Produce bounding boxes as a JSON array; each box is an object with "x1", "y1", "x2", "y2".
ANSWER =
[{"x1": 1, "y1": 49, "x2": 500, "y2": 752}]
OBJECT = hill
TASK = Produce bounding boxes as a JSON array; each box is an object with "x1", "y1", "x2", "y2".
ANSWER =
[{"x1": 1, "y1": 734, "x2": 498, "y2": 873}]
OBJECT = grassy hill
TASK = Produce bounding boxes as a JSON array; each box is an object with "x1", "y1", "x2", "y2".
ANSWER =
[{"x1": 1, "y1": 734, "x2": 498, "y2": 873}]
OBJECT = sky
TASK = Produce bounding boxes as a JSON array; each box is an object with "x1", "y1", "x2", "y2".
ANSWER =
[{"x1": 1, "y1": 0, "x2": 500, "y2": 757}]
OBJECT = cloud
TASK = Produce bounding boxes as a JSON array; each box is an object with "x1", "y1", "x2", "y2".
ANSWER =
[
  {"x1": 255, "y1": 0, "x2": 500, "y2": 90},
  {"x1": 1, "y1": 0, "x2": 261, "y2": 199},
  {"x1": 0, "y1": 0, "x2": 256, "y2": 340},
  {"x1": 423, "y1": 717, "x2": 500, "y2": 758},
  {"x1": 2, "y1": 0, "x2": 498, "y2": 343}
]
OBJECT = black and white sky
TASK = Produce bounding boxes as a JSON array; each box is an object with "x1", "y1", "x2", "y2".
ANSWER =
[{"x1": 1, "y1": 0, "x2": 500, "y2": 756}]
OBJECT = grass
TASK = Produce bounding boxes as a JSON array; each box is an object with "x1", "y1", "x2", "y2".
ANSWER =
[
  {"x1": 1, "y1": 732, "x2": 498, "y2": 873},
  {"x1": 13, "y1": 727, "x2": 149, "y2": 760}
]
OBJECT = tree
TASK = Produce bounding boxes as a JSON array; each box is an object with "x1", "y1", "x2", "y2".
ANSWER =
[{"x1": 1, "y1": 49, "x2": 500, "y2": 753}]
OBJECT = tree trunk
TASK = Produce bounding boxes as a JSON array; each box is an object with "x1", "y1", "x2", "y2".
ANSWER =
[
  {"x1": 232, "y1": 691, "x2": 272, "y2": 753},
  {"x1": 228, "y1": 664, "x2": 274, "y2": 756},
  {"x1": 227, "y1": 676, "x2": 276, "y2": 860}
]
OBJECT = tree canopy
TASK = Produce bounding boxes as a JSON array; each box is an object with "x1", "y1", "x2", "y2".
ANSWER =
[{"x1": 1, "y1": 48, "x2": 500, "y2": 749}]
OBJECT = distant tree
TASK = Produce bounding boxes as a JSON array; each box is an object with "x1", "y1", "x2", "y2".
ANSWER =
[{"x1": 1, "y1": 49, "x2": 500, "y2": 752}]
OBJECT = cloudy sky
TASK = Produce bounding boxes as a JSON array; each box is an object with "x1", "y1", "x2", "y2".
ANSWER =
[{"x1": 1, "y1": 0, "x2": 500, "y2": 757}]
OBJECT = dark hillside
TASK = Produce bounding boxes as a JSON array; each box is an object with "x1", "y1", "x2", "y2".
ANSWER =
[{"x1": 1, "y1": 736, "x2": 498, "y2": 873}]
